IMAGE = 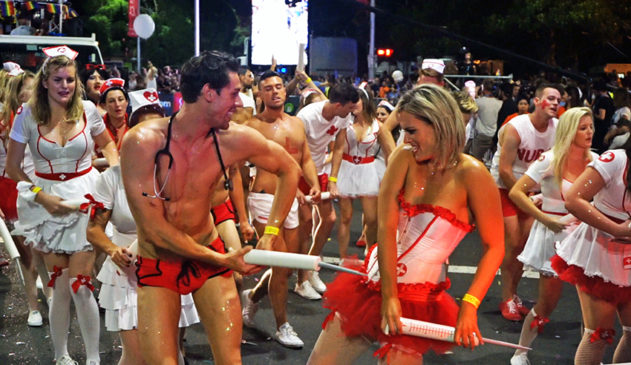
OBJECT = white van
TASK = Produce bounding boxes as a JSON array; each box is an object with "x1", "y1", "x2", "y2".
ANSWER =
[{"x1": 0, "y1": 33, "x2": 104, "y2": 71}]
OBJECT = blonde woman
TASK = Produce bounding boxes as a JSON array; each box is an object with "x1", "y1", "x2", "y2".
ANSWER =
[
  {"x1": 308, "y1": 84, "x2": 504, "y2": 364},
  {"x1": 508, "y1": 107, "x2": 596, "y2": 365},
  {"x1": 6, "y1": 47, "x2": 118, "y2": 365}
]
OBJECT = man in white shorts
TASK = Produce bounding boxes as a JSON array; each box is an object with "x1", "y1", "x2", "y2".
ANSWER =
[
  {"x1": 294, "y1": 83, "x2": 359, "y2": 299},
  {"x1": 242, "y1": 70, "x2": 321, "y2": 348}
]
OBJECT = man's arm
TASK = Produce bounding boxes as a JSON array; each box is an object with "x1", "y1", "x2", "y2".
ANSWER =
[
  {"x1": 327, "y1": 128, "x2": 347, "y2": 198},
  {"x1": 498, "y1": 124, "x2": 521, "y2": 189},
  {"x1": 228, "y1": 163, "x2": 254, "y2": 242},
  {"x1": 296, "y1": 120, "x2": 320, "y2": 203},
  {"x1": 120, "y1": 126, "x2": 254, "y2": 272}
]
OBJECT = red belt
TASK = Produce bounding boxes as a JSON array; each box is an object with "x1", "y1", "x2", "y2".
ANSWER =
[
  {"x1": 35, "y1": 166, "x2": 92, "y2": 181},
  {"x1": 343, "y1": 153, "x2": 375, "y2": 165}
]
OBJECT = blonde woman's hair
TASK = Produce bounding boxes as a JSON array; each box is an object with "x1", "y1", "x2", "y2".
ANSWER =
[
  {"x1": 451, "y1": 90, "x2": 478, "y2": 114},
  {"x1": 2, "y1": 71, "x2": 35, "y2": 127},
  {"x1": 397, "y1": 83, "x2": 465, "y2": 169},
  {"x1": 29, "y1": 55, "x2": 84, "y2": 125},
  {"x1": 0, "y1": 70, "x2": 9, "y2": 103},
  {"x1": 551, "y1": 107, "x2": 594, "y2": 184}
]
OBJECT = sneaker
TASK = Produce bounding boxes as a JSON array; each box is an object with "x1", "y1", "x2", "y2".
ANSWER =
[
  {"x1": 513, "y1": 295, "x2": 530, "y2": 316},
  {"x1": 308, "y1": 272, "x2": 327, "y2": 294},
  {"x1": 27, "y1": 310, "x2": 43, "y2": 327},
  {"x1": 510, "y1": 352, "x2": 531, "y2": 365},
  {"x1": 241, "y1": 289, "x2": 258, "y2": 328},
  {"x1": 293, "y1": 281, "x2": 321, "y2": 300},
  {"x1": 274, "y1": 322, "x2": 304, "y2": 348},
  {"x1": 499, "y1": 298, "x2": 522, "y2": 321},
  {"x1": 56, "y1": 354, "x2": 78, "y2": 365}
]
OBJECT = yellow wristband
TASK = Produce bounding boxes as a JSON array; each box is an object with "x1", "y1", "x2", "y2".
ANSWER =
[
  {"x1": 462, "y1": 293, "x2": 480, "y2": 309},
  {"x1": 264, "y1": 225, "x2": 280, "y2": 236},
  {"x1": 304, "y1": 77, "x2": 312, "y2": 84},
  {"x1": 328, "y1": 176, "x2": 338, "y2": 183},
  {"x1": 31, "y1": 186, "x2": 42, "y2": 194}
]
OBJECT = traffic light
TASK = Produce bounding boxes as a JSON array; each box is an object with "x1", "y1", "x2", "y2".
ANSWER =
[{"x1": 377, "y1": 48, "x2": 393, "y2": 57}]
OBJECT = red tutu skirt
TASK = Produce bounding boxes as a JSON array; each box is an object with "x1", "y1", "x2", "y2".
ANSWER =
[
  {"x1": 551, "y1": 254, "x2": 631, "y2": 305},
  {"x1": 322, "y1": 257, "x2": 459, "y2": 359},
  {"x1": 0, "y1": 176, "x2": 18, "y2": 221}
]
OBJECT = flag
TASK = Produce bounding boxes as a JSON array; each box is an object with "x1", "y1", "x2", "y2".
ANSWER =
[
  {"x1": 67, "y1": 7, "x2": 78, "y2": 18},
  {"x1": 23, "y1": 1, "x2": 35, "y2": 11},
  {"x1": 46, "y1": 3, "x2": 57, "y2": 14},
  {"x1": 0, "y1": 1, "x2": 16, "y2": 18}
]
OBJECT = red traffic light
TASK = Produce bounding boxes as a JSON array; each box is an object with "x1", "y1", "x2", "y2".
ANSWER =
[{"x1": 377, "y1": 48, "x2": 393, "y2": 57}]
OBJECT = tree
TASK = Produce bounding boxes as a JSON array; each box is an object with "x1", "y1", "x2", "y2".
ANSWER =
[{"x1": 75, "y1": 0, "x2": 248, "y2": 69}]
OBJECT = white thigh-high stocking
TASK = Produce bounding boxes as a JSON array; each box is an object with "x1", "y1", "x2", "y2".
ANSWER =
[
  {"x1": 69, "y1": 275, "x2": 100, "y2": 364},
  {"x1": 613, "y1": 326, "x2": 631, "y2": 363},
  {"x1": 48, "y1": 267, "x2": 71, "y2": 360}
]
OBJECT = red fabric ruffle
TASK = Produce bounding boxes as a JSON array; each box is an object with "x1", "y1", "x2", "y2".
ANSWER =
[
  {"x1": 0, "y1": 176, "x2": 18, "y2": 221},
  {"x1": 323, "y1": 261, "x2": 459, "y2": 358},
  {"x1": 551, "y1": 255, "x2": 631, "y2": 305},
  {"x1": 397, "y1": 190, "x2": 474, "y2": 232}
]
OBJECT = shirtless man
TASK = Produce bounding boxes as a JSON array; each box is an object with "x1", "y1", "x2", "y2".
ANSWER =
[
  {"x1": 489, "y1": 83, "x2": 560, "y2": 321},
  {"x1": 241, "y1": 70, "x2": 320, "y2": 348},
  {"x1": 295, "y1": 83, "x2": 359, "y2": 299},
  {"x1": 120, "y1": 51, "x2": 301, "y2": 365}
]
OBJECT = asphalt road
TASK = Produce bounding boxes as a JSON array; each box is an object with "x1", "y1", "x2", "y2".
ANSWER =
[{"x1": 0, "y1": 200, "x2": 621, "y2": 364}]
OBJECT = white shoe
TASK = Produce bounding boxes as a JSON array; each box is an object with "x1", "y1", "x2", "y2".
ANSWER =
[
  {"x1": 56, "y1": 354, "x2": 78, "y2": 365},
  {"x1": 27, "y1": 310, "x2": 43, "y2": 327},
  {"x1": 308, "y1": 272, "x2": 327, "y2": 294},
  {"x1": 241, "y1": 289, "x2": 258, "y2": 328},
  {"x1": 510, "y1": 352, "x2": 531, "y2": 365},
  {"x1": 293, "y1": 281, "x2": 321, "y2": 300},
  {"x1": 274, "y1": 322, "x2": 304, "y2": 348}
]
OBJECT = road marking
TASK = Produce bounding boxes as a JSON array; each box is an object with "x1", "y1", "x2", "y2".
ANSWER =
[{"x1": 322, "y1": 256, "x2": 541, "y2": 279}]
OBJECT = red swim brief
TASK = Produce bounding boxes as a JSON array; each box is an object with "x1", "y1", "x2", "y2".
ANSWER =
[
  {"x1": 211, "y1": 198, "x2": 236, "y2": 225},
  {"x1": 299, "y1": 173, "x2": 328, "y2": 195},
  {"x1": 499, "y1": 188, "x2": 528, "y2": 218},
  {"x1": 135, "y1": 236, "x2": 232, "y2": 295}
]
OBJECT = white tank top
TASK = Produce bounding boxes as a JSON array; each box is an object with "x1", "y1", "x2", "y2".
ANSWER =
[{"x1": 490, "y1": 113, "x2": 557, "y2": 189}]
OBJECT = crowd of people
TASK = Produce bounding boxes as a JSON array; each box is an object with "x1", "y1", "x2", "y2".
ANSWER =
[{"x1": 0, "y1": 44, "x2": 630, "y2": 365}]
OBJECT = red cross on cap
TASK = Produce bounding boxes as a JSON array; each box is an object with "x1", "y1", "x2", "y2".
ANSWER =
[
  {"x1": 99, "y1": 78, "x2": 126, "y2": 95},
  {"x1": 42, "y1": 45, "x2": 78, "y2": 60}
]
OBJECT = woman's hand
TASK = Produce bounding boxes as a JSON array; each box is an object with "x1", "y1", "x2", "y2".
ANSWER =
[
  {"x1": 454, "y1": 302, "x2": 482, "y2": 350},
  {"x1": 36, "y1": 191, "x2": 74, "y2": 216},
  {"x1": 108, "y1": 246, "x2": 133, "y2": 268},
  {"x1": 543, "y1": 216, "x2": 567, "y2": 233},
  {"x1": 380, "y1": 295, "x2": 402, "y2": 336}
]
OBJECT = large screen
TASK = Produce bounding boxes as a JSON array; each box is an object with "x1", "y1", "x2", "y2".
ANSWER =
[{"x1": 251, "y1": 0, "x2": 308, "y2": 66}]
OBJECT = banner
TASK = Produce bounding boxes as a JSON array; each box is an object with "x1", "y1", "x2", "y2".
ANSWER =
[{"x1": 128, "y1": 0, "x2": 139, "y2": 37}]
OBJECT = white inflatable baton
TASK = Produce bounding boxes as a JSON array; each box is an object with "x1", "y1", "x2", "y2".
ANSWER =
[
  {"x1": 244, "y1": 250, "x2": 321, "y2": 270},
  {"x1": 243, "y1": 249, "x2": 367, "y2": 276},
  {"x1": 384, "y1": 317, "x2": 532, "y2": 351},
  {"x1": 0, "y1": 218, "x2": 20, "y2": 260},
  {"x1": 93, "y1": 157, "x2": 109, "y2": 168},
  {"x1": 304, "y1": 192, "x2": 331, "y2": 204}
]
